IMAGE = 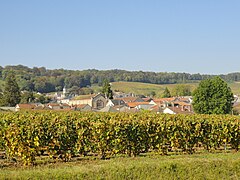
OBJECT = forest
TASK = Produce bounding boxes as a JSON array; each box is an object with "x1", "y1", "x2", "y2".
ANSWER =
[{"x1": 0, "y1": 65, "x2": 239, "y2": 93}]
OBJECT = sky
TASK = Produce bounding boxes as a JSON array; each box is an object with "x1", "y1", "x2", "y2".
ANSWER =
[{"x1": 0, "y1": 0, "x2": 239, "y2": 74}]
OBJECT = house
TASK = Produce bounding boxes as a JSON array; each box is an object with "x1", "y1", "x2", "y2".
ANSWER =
[
  {"x1": 150, "y1": 97, "x2": 177, "y2": 107},
  {"x1": 99, "y1": 106, "x2": 118, "y2": 112},
  {"x1": 163, "y1": 107, "x2": 194, "y2": 115},
  {"x1": 149, "y1": 105, "x2": 163, "y2": 113},
  {"x1": 135, "y1": 104, "x2": 155, "y2": 110},
  {"x1": 61, "y1": 103, "x2": 71, "y2": 109},
  {"x1": 142, "y1": 97, "x2": 153, "y2": 102},
  {"x1": 74, "y1": 104, "x2": 92, "y2": 111},
  {"x1": 163, "y1": 107, "x2": 176, "y2": 114},
  {"x1": 34, "y1": 104, "x2": 51, "y2": 110},
  {"x1": 91, "y1": 94, "x2": 108, "y2": 110},
  {"x1": 115, "y1": 106, "x2": 140, "y2": 113},
  {"x1": 148, "y1": 96, "x2": 194, "y2": 114},
  {"x1": 177, "y1": 96, "x2": 193, "y2": 104},
  {"x1": 47, "y1": 103, "x2": 62, "y2": 110},
  {"x1": 47, "y1": 103, "x2": 70, "y2": 110},
  {"x1": 68, "y1": 94, "x2": 95, "y2": 106},
  {"x1": 60, "y1": 98, "x2": 70, "y2": 104},
  {"x1": 127, "y1": 102, "x2": 151, "y2": 109},
  {"x1": 150, "y1": 97, "x2": 193, "y2": 111},
  {"x1": 125, "y1": 108, "x2": 140, "y2": 113},
  {"x1": 15, "y1": 104, "x2": 36, "y2": 111},
  {"x1": 106, "y1": 99, "x2": 126, "y2": 107},
  {"x1": 171, "y1": 101, "x2": 192, "y2": 112},
  {"x1": 117, "y1": 97, "x2": 144, "y2": 103},
  {"x1": 69, "y1": 93, "x2": 107, "y2": 110},
  {"x1": 68, "y1": 94, "x2": 96, "y2": 107},
  {"x1": 113, "y1": 105, "x2": 129, "y2": 112}
]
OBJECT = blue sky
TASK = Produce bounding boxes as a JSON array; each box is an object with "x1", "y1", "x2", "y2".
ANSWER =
[{"x1": 0, "y1": 1, "x2": 239, "y2": 74}]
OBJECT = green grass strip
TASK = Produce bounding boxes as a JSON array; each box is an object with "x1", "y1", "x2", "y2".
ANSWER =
[{"x1": 1, "y1": 152, "x2": 240, "y2": 180}]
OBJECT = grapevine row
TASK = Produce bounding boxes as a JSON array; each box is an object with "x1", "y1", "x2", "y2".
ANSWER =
[{"x1": 0, "y1": 111, "x2": 239, "y2": 165}]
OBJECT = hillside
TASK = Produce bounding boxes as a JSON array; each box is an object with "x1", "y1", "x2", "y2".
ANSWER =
[
  {"x1": 0, "y1": 65, "x2": 240, "y2": 94},
  {"x1": 110, "y1": 81, "x2": 197, "y2": 97},
  {"x1": 104, "y1": 81, "x2": 240, "y2": 97},
  {"x1": 229, "y1": 82, "x2": 240, "y2": 95}
]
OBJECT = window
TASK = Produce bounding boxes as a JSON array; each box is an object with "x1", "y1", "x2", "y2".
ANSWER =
[{"x1": 96, "y1": 100, "x2": 104, "y2": 109}]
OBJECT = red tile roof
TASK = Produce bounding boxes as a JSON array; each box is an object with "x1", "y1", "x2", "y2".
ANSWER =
[
  {"x1": 48, "y1": 103, "x2": 61, "y2": 107},
  {"x1": 16, "y1": 104, "x2": 36, "y2": 109},
  {"x1": 152, "y1": 97, "x2": 176, "y2": 103}
]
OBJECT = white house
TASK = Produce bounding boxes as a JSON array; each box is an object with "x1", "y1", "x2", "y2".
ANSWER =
[{"x1": 163, "y1": 107, "x2": 176, "y2": 114}]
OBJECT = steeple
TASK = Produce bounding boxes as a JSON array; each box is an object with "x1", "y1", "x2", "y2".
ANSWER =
[
  {"x1": 63, "y1": 86, "x2": 67, "y2": 95},
  {"x1": 61, "y1": 86, "x2": 67, "y2": 98}
]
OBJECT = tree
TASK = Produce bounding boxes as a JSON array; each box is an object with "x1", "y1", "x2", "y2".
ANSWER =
[
  {"x1": 33, "y1": 94, "x2": 51, "y2": 104},
  {"x1": 20, "y1": 91, "x2": 34, "y2": 103},
  {"x1": 34, "y1": 77, "x2": 55, "y2": 93},
  {"x1": 162, "y1": 87, "x2": 171, "y2": 98},
  {"x1": 79, "y1": 87, "x2": 94, "y2": 95},
  {"x1": 0, "y1": 91, "x2": 4, "y2": 106},
  {"x1": 148, "y1": 91, "x2": 156, "y2": 98},
  {"x1": 18, "y1": 79, "x2": 34, "y2": 91},
  {"x1": 68, "y1": 86, "x2": 80, "y2": 96},
  {"x1": 3, "y1": 71, "x2": 21, "y2": 106},
  {"x1": 172, "y1": 84, "x2": 191, "y2": 96},
  {"x1": 101, "y1": 80, "x2": 113, "y2": 99},
  {"x1": 192, "y1": 76, "x2": 234, "y2": 114}
]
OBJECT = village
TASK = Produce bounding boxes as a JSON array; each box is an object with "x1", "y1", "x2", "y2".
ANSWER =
[
  {"x1": 11, "y1": 86, "x2": 239, "y2": 115},
  {"x1": 12, "y1": 86, "x2": 192, "y2": 114}
]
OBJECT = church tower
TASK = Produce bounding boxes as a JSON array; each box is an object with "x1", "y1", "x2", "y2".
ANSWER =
[{"x1": 62, "y1": 86, "x2": 67, "y2": 98}]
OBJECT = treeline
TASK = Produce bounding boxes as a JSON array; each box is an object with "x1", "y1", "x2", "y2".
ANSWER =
[{"x1": 0, "y1": 65, "x2": 240, "y2": 93}]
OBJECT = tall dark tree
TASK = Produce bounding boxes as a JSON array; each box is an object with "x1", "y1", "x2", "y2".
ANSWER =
[
  {"x1": 3, "y1": 71, "x2": 21, "y2": 106},
  {"x1": 0, "y1": 91, "x2": 4, "y2": 106},
  {"x1": 193, "y1": 76, "x2": 234, "y2": 114},
  {"x1": 101, "y1": 80, "x2": 113, "y2": 99},
  {"x1": 162, "y1": 87, "x2": 171, "y2": 98}
]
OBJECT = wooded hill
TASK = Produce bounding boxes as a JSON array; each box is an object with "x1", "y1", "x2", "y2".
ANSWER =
[{"x1": 0, "y1": 65, "x2": 239, "y2": 93}]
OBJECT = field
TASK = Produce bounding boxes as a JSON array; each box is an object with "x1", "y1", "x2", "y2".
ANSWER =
[
  {"x1": 228, "y1": 82, "x2": 240, "y2": 95},
  {"x1": 93, "y1": 81, "x2": 240, "y2": 97},
  {"x1": 1, "y1": 152, "x2": 240, "y2": 179},
  {"x1": 111, "y1": 81, "x2": 198, "y2": 96}
]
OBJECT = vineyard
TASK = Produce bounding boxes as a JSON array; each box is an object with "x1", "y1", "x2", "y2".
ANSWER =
[{"x1": 0, "y1": 111, "x2": 240, "y2": 166}]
